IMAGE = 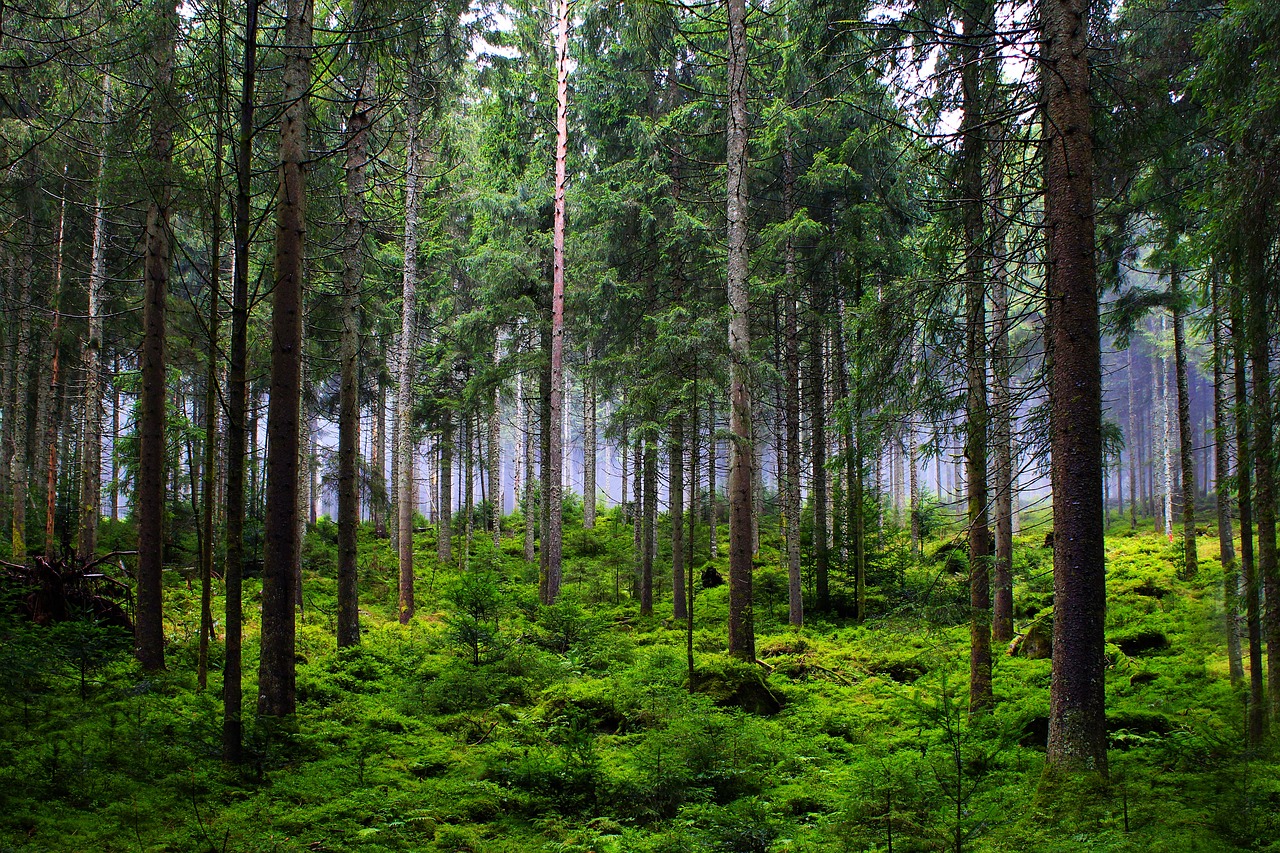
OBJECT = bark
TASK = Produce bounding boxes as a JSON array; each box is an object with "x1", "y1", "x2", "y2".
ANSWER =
[
  {"x1": 439, "y1": 411, "x2": 454, "y2": 563},
  {"x1": 781, "y1": 145, "x2": 802, "y2": 625},
  {"x1": 584, "y1": 373, "x2": 597, "y2": 529},
  {"x1": 522, "y1": 363, "x2": 536, "y2": 563},
  {"x1": 672, "y1": 414, "x2": 686, "y2": 620},
  {"x1": 43, "y1": 172, "x2": 68, "y2": 559},
  {"x1": 708, "y1": 395, "x2": 718, "y2": 558},
  {"x1": 686, "y1": 376, "x2": 699, "y2": 684},
  {"x1": 1160, "y1": 321, "x2": 1173, "y2": 539},
  {"x1": 1233, "y1": 286, "x2": 1267, "y2": 743},
  {"x1": 198, "y1": 33, "x2": 228, "y2": 688},
  {"x1": 991, "y1": 144, "x2": 1014, "y2": 644},
  {"x1": 136, "y1": 0, "x2": 179, "y2": 672},
  {"x1": 544, "y1": 0, "x2": 570, "y2": 604},
  {"x1": 78, "y1": 78, "x2": 110, "y2": 560},
  {"x1": 1042, "y1": 0, "x2": 1106, "y2": 774},
  {"x1": 373, "y1": 364, "x2": 387, "y2": 537},
  {"x1": 1211, "y1": 274, "x2": 1242, "y2": 685},
  {"x1": 1170, "y1": 268, "x2": 1197, "y2": 576},
  {"x1": 640, "y1": 431, "x2": 656, "y2": 616},
  {"x1": 539, "y1": 325, "x2": 552, "y2": 592},
  {"x1": 337, "y1": 0, "x2": 375, "y2": 647},
  {"x1": 960, "y1": 0, "x2": 993, "y2": 713},
  {"x1": 223, "y1": 0, "x2": 256, "y2": 754},
  {"x1": 809, "y1": 320, "x2": 829, "y2": 614},
  {"x1": 398, "y1": 98, "x2": 422, "y2": 624},
  {"x1": 725, "y1": 0, "x2": 753, "y2": 659},
  {"x1": 489, "y1": 343, "x2": 501, "y2": 545},
  {"x1": 1245, "y1": 251, "x2": 1279, "y2": 720},
  {"x1": 1128, "y1": 347, "x2": 1138, "y2": 529},
  {"x1": 258, "y1": 0, "x2": 312, "y2": 717}
]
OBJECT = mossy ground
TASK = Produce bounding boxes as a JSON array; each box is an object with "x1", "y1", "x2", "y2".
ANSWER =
[{"x1": 1, "y1": 508, "x2": 1276, "y2": 852}]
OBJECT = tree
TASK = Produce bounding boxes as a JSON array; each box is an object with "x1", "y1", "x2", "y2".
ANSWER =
[
  {"x1": 725, "y1": 0, "x2": 754, "y2": 661},
  {"x1": 258, "y1": 0, "x2": 313, "y2": 718},
  {"x1": 136, "y1": 0, "x2": 180, "y2": 673},
  {"x1": 1042, "y1": 0, "x2": 1108, "y2": 773}
]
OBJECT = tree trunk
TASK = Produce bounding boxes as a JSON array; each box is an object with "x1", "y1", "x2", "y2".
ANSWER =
[
  {"x1": 584, "y1": 373, "x2": 596, "y2": 529},
  {"x1": 397, "y1": 97, "x2": 422, "y2": 624},
  {"x1": 43, "y1": 174, "x2": 68, "y2": 560},
  {"x1": 489, "y1": 343, "x2": 501, "y2": 546},
  {"x1": 542, "y1": 0, "x2": 570, "y2": 604},
  {"x1": 522, "y1": 362, "x2": 536, "y2": 563},
  {"x1": 136, "y1": 0, "x2": 179, "y2": 672},
  {"x1": 672, "y1": 414, "x2": 686, "y2": 620},
  {"x1": 337, "y1": 0, "x2": 375, "y2": 647},
  {"x1": 1211, "y1": 273, "x2": 1242, "y2": 685},
  {"x1": 809, "y1": 320, "x2": 829, "y2": 614},
  {"x1": 1233, "y1": 286, "x2": 1267, "y2": 743},
  {"x1": 78, "y1": 77, "x2": 110, "y2": 560},
  {"x1": 1170, "y1": 270, "x2": 1197, "y2": 576},
  {"x1": 782, "y1": 144, "x2": 802, "y2": 626},
  {"x1": 641, "y1": 431, "x2": 656, "y2": 616},
  {"x1": 439, "y1": 411, "x2": 454, "y2": 563},
  {"x1": 708, "y1": 395, "x2": 717, "y2": 559},
  {"x1": 1128, "y1": 347, "x2": 1138, "y2": 529},
  {"x1": 258, "y1": 0, "x2": 312, "y2": 718},
  {"x1": 1042, "y1": 0, "x2": 1107, "y2": 774},
  {"x1": 725, "y1": 0, "x2": 753, "y2": 659},
  {"x1": 373, "y1": 362, "x2": 387, "y2": 537},
  {"x1": 960, "y1": 0, "x2": 993, "y2": 713},
  {"x1": 1245, "y1": 249, "x2": 1279, "y2": 720},
  {"x1": 223, "y1": 0, "x2": 257, "y2": 761},
  {"x1": 991, "y1": 145, "x2": 1014, "y2": 644}
]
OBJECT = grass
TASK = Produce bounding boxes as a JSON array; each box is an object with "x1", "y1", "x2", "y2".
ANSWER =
[{"x1": 0, "y1": 508, "x2": 1276, "y2": 852}]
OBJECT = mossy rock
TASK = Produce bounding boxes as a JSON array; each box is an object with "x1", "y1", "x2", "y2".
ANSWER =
[
  {"x1": 694, "y1": 655, "x2": 784, "y2": 715},
  {"x1": 1009, "y1": 608, "x2": 1053, "y2": 660},
  {"x1": 1111, "y1": 629, "x2": 1170, "y2": 656},
  {"x1": 862, "y1": 654, "x2": 928, "y2": 683}
]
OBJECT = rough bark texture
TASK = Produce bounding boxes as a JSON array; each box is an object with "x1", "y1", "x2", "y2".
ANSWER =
[
  {"x1": 397, "y1": 102, "x2": 422, "y2": 624},
  {"x1": 1042, "y1": 0, "x2": 1107, "y2": 773},
  {"x1": 1211, "y1": 276, "x2": 1242, "y2": 685},
  {"x1": 258, "y1": 0, "x2": 311, "y2": 717},
  {"x1": 43, "y1": 181, "x2": 66, "y2": 560},
  {"x1": 584, "y1": 374, "x2": 596, "y2": 529},
  {"x1": 725, "y1": 0, "x2": 753, "y2": 660},
  {"x1": 1246, "y1": 252, "x2": 1279, "y2": 719},
  {"x1": 809, "y1": 321, "x2": 829, "y2": 614},
  {"x1": 991, "y1": 152, "x2": 1014, "y2": 644},
  {"x1": 782, "y1": 146, "x2": 802, "y2": 627},
  {"x1": 223, "y1": 0, "x2": 257, "y2": 761},
  {"x1": 1170, "y1": 270, "x2": 1197, "y2": 576},
  {"x1": 439, "y1": 412, "x2": 454, "y2": 564},
  {"x1": 961, "y1": 0, "x2": 993, "y2": 713},
  {"x1": 337, "y1": 3, "x2": 374, "y2": 648},
  {"x1": 489, "y1": 346, "x2": 501, "y2": 546},
  {"x1": 671, "y1": 415, "x2": 686, "y2": 620},
  {"x1": 544, "y1": 0, "x2": 570, "y2": 605},
  {"x1": 1233, "y1": 290, "x2": 1267, "y2": 743},
  {"x1": 78, "y1": 85, "x2": 109, "y2": 560},
  {"x1": 136, "y1": 0, "x2": 179, "y2": 672},
  {"x1": 640, "y1": 433, "x2": 656, "y2": 616}
]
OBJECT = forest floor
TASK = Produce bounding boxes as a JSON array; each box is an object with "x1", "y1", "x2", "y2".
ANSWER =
[{"x1": 1, "y1": 508, "x2": 1276, "y2": 852}]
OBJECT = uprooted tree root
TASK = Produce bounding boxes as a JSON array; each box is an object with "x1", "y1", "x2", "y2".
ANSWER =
[{"x1": 1, "y1": 551, "x2": 135, "y2": 631}]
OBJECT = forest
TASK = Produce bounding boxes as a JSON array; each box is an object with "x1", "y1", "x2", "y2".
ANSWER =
[{"x1": 1, "y1": 0, "x2": 1278, "y2": 848}]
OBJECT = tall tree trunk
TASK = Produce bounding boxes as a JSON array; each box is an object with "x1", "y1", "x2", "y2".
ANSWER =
[
  {"x1": 725, "y1": 0, "x2": 753, "y2": 659},
  {"x1": 337, "y1": 0, "x2": 375, "y2": 648},
  {"x1": 439, "y1": 411, "x2": 454, "y2": 563},
  {"x1": 809, "y1": 320, "x2": 829, "y2": 614},
  {"x1": 1170, "y1": 268, "x2": 1197, "y2": 575},
  {"x1": 1211, "y1": 273, "x2": 1243, "y2": 685},
  {"x1": 672, "y1": 414, "x2": 686, "y2": 620},
  {"x1": 641, "y1": 431, "x2": 656, "y2": 616},
  {"x1": 991, "y1": 147, "x2": 1014, "y2": 644},
  {"x1": 78, "y1": 76, "x2": 110, "y2": 560},
  {"x1": 584, "y1": 373, "x2": 596, "y2": 528},
  {"x1": 1042, "y1": 0, "x2": 1106, "y2": 773},
  {"x1": 136, "y1": 0, "x2": 179, "y2": 672},
  {"x1": 397, "y1": 97, "x2": 422, "y2": 624},
  {"x1": 539, "y1": 325, "x2": 552, "y2": 593},
  {"x1": 782, "y1": 144, "x2": 802, "y2": 626},
  {"x1": 543, "y1": 0, "x2": 570, "y2": 605},
  {"x1": 43, "y1": 171, "x2": 68, "y2": 559},
  {"x1": 1159, "y1": 320, "x2": 1173, "y2": 539},
  {"x1": 222, "y1": 0, "x2": 256, "y2": 761},
  {"x1": 198, "y1": 26, "x2": 228, "y2": 688},
  {"x1": 258, "y1": 0, "x2": 312, "y2": 717},
  {"x1": 687, "y1": 373, "x2": 699, "y2": 683},
  {"x1": 961, "y1": 0, "x2": 993, "y2": 713},
  {"x1": 708, "y1": 395, "x2": 717, "y2": 559},
  {"x1": 1245, "y1": 249, "x2": 1279, "y2": 720},
  {"x1": 522, "y1": 364, "x2": 535, "y2": 563},
  {"x1": 1128, "y1": 347, "x2": 1138, "y2": 529},
  {"x1": 489, "y1": 343, "x2": 501, "y2": 546},
  {"x1": 373, "y1": 360, "x2": 387, "y2": 537},
  {"x1": 1233, "y1": 286, "x2": 1267, "y2": 743}
]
